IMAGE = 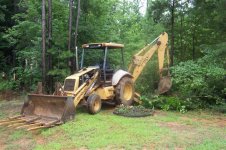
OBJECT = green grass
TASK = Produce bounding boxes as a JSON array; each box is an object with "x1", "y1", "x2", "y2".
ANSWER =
[
  {"x1": 0, "y1": 100, "x2": 225, "y2": 150},
  {"x1": 34, "y1": 108, "x2": 226, "y2": 150},
  {"x1": 8, "y1": 130, "x2": 25, "y2": 141},
  {"x1": 37, "y1": 111, "x2": 170, "y2": 149},
  {"x1": 190, "y1": 138, "x2": 226, "y2": 150}
]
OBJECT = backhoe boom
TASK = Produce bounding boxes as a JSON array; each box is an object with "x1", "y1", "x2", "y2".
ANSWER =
[{"x1": 128, "y1": 32, "x2": 171, "y2": 93}]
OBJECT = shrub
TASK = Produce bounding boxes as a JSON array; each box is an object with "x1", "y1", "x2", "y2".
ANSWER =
[
  {"x1": 171, "y1": 61, "x2": 225, "y2": 102},
  {"x1": 140, "y1": 43, "x2": 226, "y2": 112},
  {"x1": 141, "y1": 95, "x2": 188, "y2": 113},
  {"x1": 171, "y1": 44, "x2": 226, "y2": 108}
]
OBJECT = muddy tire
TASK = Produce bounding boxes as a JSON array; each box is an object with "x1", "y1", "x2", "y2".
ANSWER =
[
  {"x1": 87, "y1": 94, "x2": 102, "y2": 114},
  {"x1": 115, "y1": 77, "x2": 134, "y2": 106}
]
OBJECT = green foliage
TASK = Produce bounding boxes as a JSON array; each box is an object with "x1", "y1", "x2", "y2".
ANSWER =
[
  {"x1": 141, "y1": 95, "x2": 188, "y2": 113},
  {"x1": 171, "y1": 45, "x2": 226, "y2": 108},
  {"x1": 0, "y1": 80, "x2": 16, "y2": 91},
  {"x1": 135, "y1": 55, "x2": 160, "y2": 97},
  {"x1": 148, "y1": 0, "x2": 226, "y2": 62},
  {"x1": 1, "y1": 0, "x2": 156, "y2": 92}
]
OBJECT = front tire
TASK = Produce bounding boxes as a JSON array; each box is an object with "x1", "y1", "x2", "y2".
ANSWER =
[
  {"x1": 115, "y1": 77, "x2": 134, "y2": 106},
  {"x1": 87, "y1": 94, "x2": 102, "y2": 114}
]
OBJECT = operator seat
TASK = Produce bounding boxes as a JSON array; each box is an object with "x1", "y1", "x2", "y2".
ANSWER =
[{"x1": 99, "y1": 60, "x2": 114, "y2": 85}]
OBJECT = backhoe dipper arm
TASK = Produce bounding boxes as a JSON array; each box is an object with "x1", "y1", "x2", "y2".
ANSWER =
[{"x1": 128, "y1": 32, "x2": 169, "y2": 82}]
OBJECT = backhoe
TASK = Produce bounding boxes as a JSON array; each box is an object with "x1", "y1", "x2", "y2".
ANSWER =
[{"x1": 0, "y1": 32, "x2": 171, "y2": 130}]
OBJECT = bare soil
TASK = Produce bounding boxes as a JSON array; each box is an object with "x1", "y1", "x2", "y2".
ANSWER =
[
  {"x1": 0, "y1": 91, "x2": 20, "y2": 101},
  {"x1": 159, "y1": 122, "x2": 192, "y2": 131}
]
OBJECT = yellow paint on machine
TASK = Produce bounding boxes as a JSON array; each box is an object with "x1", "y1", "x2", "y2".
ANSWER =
[{"x1": 94, "y1": 86, "x2": 115, "y2": 100}]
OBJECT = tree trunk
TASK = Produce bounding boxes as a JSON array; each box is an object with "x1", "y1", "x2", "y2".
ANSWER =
[
  {"x1": 74, "y1": 0, "x2": 81, "y2": 71},
  {"x1": 180, "y1": 10, "x2": 183, "y2": 61},
  {"x1": 68, "y1": 0, "x2": 73, "y2": 73},
  {"x1": 42, "y1": 0, "x2": 46, "y2": 91},
  {"x1": 47, "y1": 0, "x2": 53, "y2": 93},
  {"x1": 170, "y1": 0, "x2": 175, "y2": 66},
  {"x1": 48, "y1": 0, "x2": 52, "y2": 50}
]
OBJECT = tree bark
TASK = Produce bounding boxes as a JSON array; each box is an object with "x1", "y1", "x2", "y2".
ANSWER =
[
  {"x1": 47, "y1": 0, "x2": 53, "y2": 93},
  {"x1": 42, "y1": 0, "x2": 46, "y2": 91},
  {"x1": 180, "y1": 7, "x2": 183, "y2": 61},
  {"x1": 48, "y1": 0, "x2": 52, "y2": 49},
  {"x1": 170, "y1": 0, "x2": 175, "y2": 66},
  {"x1": 74, "y1": 0, "x2": 81, "y2": 71},
  {"x1": 68, "y1": 0, "x2": 73, "y2": 73}
]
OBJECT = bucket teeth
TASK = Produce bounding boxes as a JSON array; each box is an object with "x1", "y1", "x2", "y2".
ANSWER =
[
  {"x1": 16, "y1": 122, "x2": 43, "y2": 129},
  {"x1": 27, "y1": 126, "x2": 46, "y2": 131},
  {"x1": 26, "y1": 117, "x2": 41, "y2": 123},
  {"x1": 0, "y1": 116, "x2": 60, "y2": 131},
  {"x1": 0, "y1": 119, "x2": 10, "y2": 123},
  {"x1": 8, "y1": 115, "x2": 23, "y2": 120},
  {"x1": 7, "y1": 122, "x2": 27, "y2": 128},
  {"x1": 0, "y1": 119, "x2": 24, "y2": 125},
  {"x1": 45, "y1": 120, "x2": 60, "y2": 127}
]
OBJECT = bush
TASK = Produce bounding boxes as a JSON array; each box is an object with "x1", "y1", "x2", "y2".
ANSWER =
[
  {"x1": 140, "y1": 43, "x2": 226, "y2": 112},
  {"x1": 172, "y1": 61, "x2": 225, "y2": 102},
  {"x1": 0, "y1": 80, "x2": 17, "y2": 91},
  {"x1": 171, "y1": 44, "x2": 226, "y2": 108},
  {"x1": 141, "y1": 95, "x2": 188, "y2": 113}
]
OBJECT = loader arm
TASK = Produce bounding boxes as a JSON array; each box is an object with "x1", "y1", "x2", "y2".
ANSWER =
[
  {"x1": 128, "y1": 32, "x2": 171, "y2": 94},
  {"x1": 128, "y1": 32, "x2": 169, "y2": 82},
  {"x1": 70, "y1": 69, "x2": 100, "y2": 107}
]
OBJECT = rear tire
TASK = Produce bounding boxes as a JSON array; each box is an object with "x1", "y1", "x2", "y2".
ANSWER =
[
  {"x1": 115, "y1": 77, "x2": 134, "y2": 106},
  {"x1": 87, "y1": 94, "x2": 102, "y2": 114}
]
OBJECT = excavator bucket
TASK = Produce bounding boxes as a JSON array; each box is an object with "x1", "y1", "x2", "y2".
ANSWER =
[
  {"x1": 157, "y1": 76, "x2": 172, "y2": 94},
  {"x1": 0, "y1": 94, "x2": 75, "y2": 131}
]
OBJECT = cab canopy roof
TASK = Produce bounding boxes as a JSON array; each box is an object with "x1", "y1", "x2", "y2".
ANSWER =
[{"x1": 82, "y1": 43, "x2": 124, "y2": 49}]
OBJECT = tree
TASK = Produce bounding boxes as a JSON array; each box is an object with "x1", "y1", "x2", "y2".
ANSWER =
[
  {"x1": 68, "y1": 0, "x2": 73, "y2": 72},
  {"x1": 42, "y1": 0, "x2": 46, "y2": 90},
  {"x1": 47, "y1": 0, "x2": 53, "y2": 92},
  {"x1": 170, "y1": 0, "x2": 175, "y2": 66},
  {"x1": 148, "y1": 0, "x2": 179, "y2": 65},
  {"x1": 74, "y1": 0, "x2": 80, "y2": 72}
]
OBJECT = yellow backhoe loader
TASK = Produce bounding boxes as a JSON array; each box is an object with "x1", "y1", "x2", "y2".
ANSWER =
[{"x1": 0, "y1": 32, "x2": 171, "y2": 130}]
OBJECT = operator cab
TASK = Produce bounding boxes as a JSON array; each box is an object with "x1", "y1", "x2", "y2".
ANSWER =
[{"x1": 81, "y1": 43, "x2": 125, "y2": 85}]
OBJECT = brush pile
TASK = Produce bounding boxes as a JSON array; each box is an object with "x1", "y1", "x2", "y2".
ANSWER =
[{"x1": 113, "y1": 105, "x2": 154, "y2": 117}]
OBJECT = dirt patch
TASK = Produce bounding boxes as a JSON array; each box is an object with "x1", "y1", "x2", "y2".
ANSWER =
[
  {"x1": 0, "y1": 90, "x2": 20, "y2": 101},
  {"x1": 34, "y1": 135, "x2": 46, "y2": 145},
  {"x1": 0, "y1": 138, "x2": 6, "y2": 150},
  {"x1": 0, "y1": 100, "x2": 23, "y2": 118},
  {"x1": 15, "y1": 139, "x2": 34, "y2": 150},
  {"x1": 153, "y1": 110, "x2": 168, "y2": 117},
  {"x1": 101, "y1": 103, "x2": 115, "y2": 113},
  {"x1": 159, "y1": 122, "x2": 192, "y2": 131},
  {"x1": 143, "y1": 144, "x2": 156, "y2": 150},
  {"x1": 181, "y1": 116, "x2": 226, "y2": 128},
  {"x1": 174, "y1": 148, "x2": 185, "y2": 150}
]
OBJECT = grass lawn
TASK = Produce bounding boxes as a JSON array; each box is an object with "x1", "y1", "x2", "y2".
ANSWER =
[{"x1": 0, "y1": 99, "x2": 225, "y2": 150}]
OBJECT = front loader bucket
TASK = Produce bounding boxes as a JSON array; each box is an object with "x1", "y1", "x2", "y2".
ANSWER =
[
  {"x1": 23, "y1": 94, "x2": 76, "y2": 123},
  {"x1": 158, "y1": 76, "x2": 172, "y2": 94},
  {"x1": 0, "y1": 94, "x2": 75, "y2": 131}
]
